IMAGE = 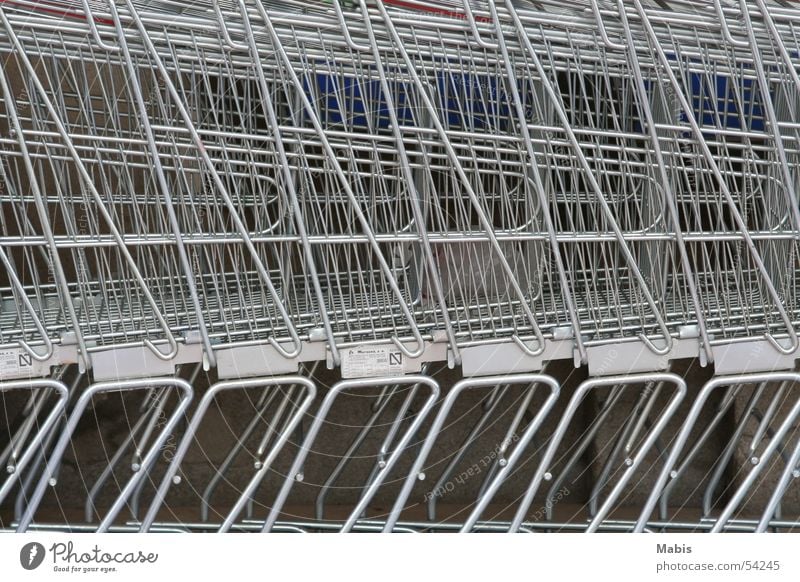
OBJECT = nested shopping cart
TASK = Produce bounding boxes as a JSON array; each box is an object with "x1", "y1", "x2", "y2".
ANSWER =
[{"x1": 2, "y1": 0, "x2": 800, "y2": 533}]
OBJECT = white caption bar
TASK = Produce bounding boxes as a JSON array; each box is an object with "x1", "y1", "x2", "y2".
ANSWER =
[{"x1": 2, "y1": 534, "x2": 799, "y2": 581}]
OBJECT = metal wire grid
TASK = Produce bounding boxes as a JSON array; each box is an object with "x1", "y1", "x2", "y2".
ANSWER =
[
  {"x1": 2, "y1": 0, "x2": 800, "y2": 533},
  {"x1": 0, "y1": 0, "x2": 798, "y2": 373}
]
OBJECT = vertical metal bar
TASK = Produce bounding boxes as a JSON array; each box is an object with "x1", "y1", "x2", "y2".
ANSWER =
[
  {"x1": 0, "y1": 380, "x2": 69, "y2": 506},
  {"x1": 262, "y1": 375, "x2": 439, "y2": 533},
  {"x1": 635, "y1": 373, "x2": 800, "y2": 533},
  {"x1": 139, "y1": 377, "x2": 316, "y2": 532},
  {"x1": 16, "y1": 378, "x2": 193, "y2": 532}
]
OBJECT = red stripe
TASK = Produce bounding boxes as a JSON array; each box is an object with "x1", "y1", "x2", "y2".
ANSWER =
[
  {"x1": 382, "y1": 0, "x2": 492, "y2": 23},
  {"x1": 0, "y1": 0, "x2": 114, "y2": 25}
]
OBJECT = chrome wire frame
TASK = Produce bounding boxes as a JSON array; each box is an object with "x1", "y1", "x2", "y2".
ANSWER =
[
  {"x1": 3, "y1": 0, "x2": 800, "y2": 534},
  {"x1": 1, "y1": 0, "x2": 799, "y2": 370}
]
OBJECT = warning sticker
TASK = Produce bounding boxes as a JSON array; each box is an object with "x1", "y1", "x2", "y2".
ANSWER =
[
  {"x1": 341, "y1": 345, "x2": 405, "y2": 379},
  {"x1": 0, "y1": 349, "x2": 33, "y2": 376}
]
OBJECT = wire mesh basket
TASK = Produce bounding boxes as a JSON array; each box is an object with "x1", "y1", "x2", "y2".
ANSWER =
[{"x1": 3, "y1": 0, "x2": 800, "y2": 533}]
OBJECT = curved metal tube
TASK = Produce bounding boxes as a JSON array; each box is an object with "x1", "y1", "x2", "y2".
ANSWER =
[
  {"x1": 262, "y1": 375, "x2": 439, "y2": 533},
  {"x1": 374, "y1": 0, "x2": 547, "y2": 356},
  {"x1": 122, "y1": 0, "x2": 304, "y2": 359},
  {"x1": 487, "y1": 0, "x2": 587, "y2": 362},
  {"x1": 712, "y1": 0, "x2": 749, "y2": 48},
  {"x1": 457, "y1": 375, "x2": 559, "y2": 532},
  {"x1": 200, "y1": 387, "x2": 278, "y2": 522},
  {"x1": 17, "y1": 377, "x2": 193, "y2": 532},
  {"x1": 380, "y1": 374, "x2": 559, "y2": 533},
  {"x1": 635, "y1": 373, "x2": 800, "y2": 533},
  {"x1": 502, "y1": 0, "x2": 673, "y2": 357},
  {"x1": 213, "y1": 0, "x2": 249, "y2": 51},
  {"x1": 107, "y1": 0, "x2": 217, "y2": 367},
  {"x1": 13, "y1": 370, "x2": 83, "y2": 520},
  {"x1": 591, "y1": 0, "x2": 626, "y2": 50},
  {"x1": 428, "y1": 384, "x2": 506, "y2": 521},
  {"x1": 355, "y1": 0, "x2": 460, "y2": 361},
  {"x1": 702, "y1": 383, "x2": 767, "y2": 517},
  {"x1": 232, "y1": 1, "x2": 341, "y2": 365},
  {"x1": 84, "y1": 401, "x2": 155, "y2": 523},
  {"x1": 509, "y1": 372, "x2": 685, "y2": 533},
  {"x1": 332, "y1": 0, "x2": 372, "y2": 52},
  {"x1": 316, "y1": 386, "x2": 398, "y2": 520},
  {"x1": 757, "y1": 432, "x2": 800, "y2": 532},
  {"x1": 0, "y1": 379, "x2": 69, "y2": 506},
  {"x1": 253, "y1": 0, "x2": 427, "y2": 358},
  {"x1": 582, "y1": 375, "x2": 684, "y2": 532},
  {"x1": 545, "y1": 384, "x2": 626, "y2": 520},
  {"x1": 614, "y1": 0, "x2": 714, "y2": 364},
  {"x1": 712, "y1": 385, "x2": 800, "y2": 532},
  {"x1": 657, "y1": 385, "x2": 741, "y2": 520},
  {"x1": 462, "y1": 0, "x2": 498, "y2": 49},
  {"x1": 630, "y1": 0, "x2": 799, "y2": 356},
  {"x1": 139, "y1": 376, "x2": 316, "y2": 532},
  {"x1": 0, "y1": 8, "x2": 180, "y2": 362},
  {"x1": 78, "y1": 0, "x2": 120, "y2": 52}
]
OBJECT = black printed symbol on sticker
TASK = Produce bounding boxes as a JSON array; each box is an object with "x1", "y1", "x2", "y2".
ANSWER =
[
  {"x1": 18, "y1": 353, "x2": 32, "y2": 367},
  {"x1": 389, "y1": 353, "x2": 402, "y2": 366}
]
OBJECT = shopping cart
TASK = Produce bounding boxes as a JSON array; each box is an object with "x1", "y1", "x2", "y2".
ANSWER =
[{"x1": 3, "y1": 0, "x2": 800, "y2": 533}]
